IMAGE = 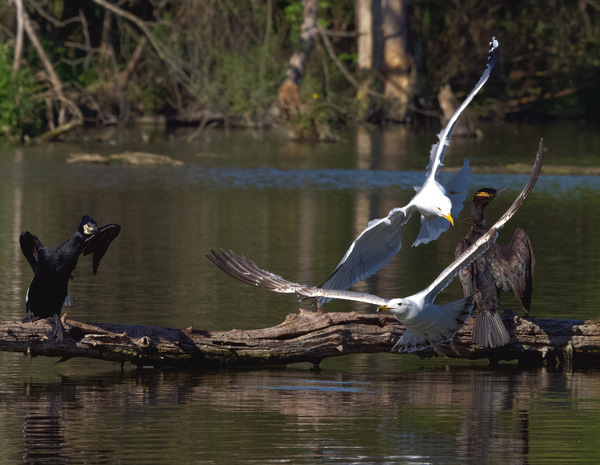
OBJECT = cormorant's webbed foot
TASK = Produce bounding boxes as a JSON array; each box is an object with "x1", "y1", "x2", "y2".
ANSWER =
[
  {"x1": 46, "y1": 314, "x2": 64, "y2": 341},
  {"x1": 22, "y1": 311, "x2": 40, "y2": 323}
]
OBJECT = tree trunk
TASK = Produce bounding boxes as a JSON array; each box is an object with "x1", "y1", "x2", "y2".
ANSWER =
[
  {"x1": 356, "y1": 0, "x2": 415, "y2": 122},
  {"x1": 356, "y1": 0, "x2": 374, "y2": 117},
  {"x1": 1, "y1": 310, "x2": 597, "y2": 369},
  {"x1": 278, "y1": 0, "x2": 318, "y2": 138},
  {"x1": 380, "y1": 0, "x2": 414, "y2": 122},
  {"x1": 12, "y1": 0, "x2": 24, "y2": 74}
]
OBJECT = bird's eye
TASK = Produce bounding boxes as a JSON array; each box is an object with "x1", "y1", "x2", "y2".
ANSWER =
[{"x1": 436, "y1": 207, "x2": 442, "y2": 212}]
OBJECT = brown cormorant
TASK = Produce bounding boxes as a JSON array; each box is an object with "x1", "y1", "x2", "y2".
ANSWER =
[
  {"x1": 455, "y1": 188, "x2": 535, "y2": 348},
  {"x1": 207, "y1": 138, "x2": 543, "y2": 353},
  {"x1": 20, "y1": 215, "x2": 121, "y2": 340}
]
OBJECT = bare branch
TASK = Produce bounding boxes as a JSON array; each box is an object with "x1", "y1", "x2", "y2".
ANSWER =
[
  {"x1": 25, "y1": 0, "x2": 81, "y2": 27},
  {"x1": 91, "y1": 0, "x2": 193, "y2": 89},
  {"x1": 317, "y1": 24, "x2": 386, "y2": 99}
]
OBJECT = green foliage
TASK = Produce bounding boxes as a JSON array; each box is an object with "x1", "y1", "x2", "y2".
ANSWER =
[
  {"x1": 285, "y1": 1, "x2": 331, "y2": 44},
  {"x1": 0, "y1": 45, "x2": 39, "y2": 138},
  {"x1": 284, "y1": 1, "x2": 305, "y2": 44},
  {"x1": 411, "y1": 0, "x2": 600, "y2": 113},
  {"x1": 212, "y1": 44, "x2": 283, "y2": 122},
  {"x1": 2, "y1": 0, "x2": 600, "y2": 139}
]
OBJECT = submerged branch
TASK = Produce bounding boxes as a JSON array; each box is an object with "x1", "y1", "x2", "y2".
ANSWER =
[{"x1": 0, "y1": 310, "x2": 598, "y2": 369}]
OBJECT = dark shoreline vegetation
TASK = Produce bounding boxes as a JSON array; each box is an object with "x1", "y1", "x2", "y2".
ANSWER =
[{"x1": 3, "y1": 1, "x2": 600, "y2": 143}]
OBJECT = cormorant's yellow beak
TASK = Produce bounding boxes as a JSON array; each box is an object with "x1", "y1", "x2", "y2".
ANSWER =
[
  {"x1": 377, "y1": 305, "x2": 391, "y2": 313},
  {"x1": 83, "y1": 223, "x2": 99, "y2": 236},
  {"x1": 443, "y1": 213, "x2": 454, "y2": 226}
]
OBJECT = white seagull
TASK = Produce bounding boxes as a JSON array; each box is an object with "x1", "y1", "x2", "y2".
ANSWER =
[
  {"x1": 207, "y1": 138, "x2": 544, "y2": 353},
  {"x1": 317, "y1": 38, "x2": 500, "y2": 302}
]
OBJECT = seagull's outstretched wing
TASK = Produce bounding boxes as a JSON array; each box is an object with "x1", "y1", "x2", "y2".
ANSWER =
[
  {"x1": 83, "y1": 223, "x2": 121, "y2": 275},
  {"x1": 315, "y1": 39, "x2": 499, "y2": 299},
  {"x1": 423, "y1": 138, "x2": 544, "y2": 300},
  {"x1": 19, "y1": 232, "x2": 44, "y2": 273},
  {"x1": 317, "y1": 206, "x2": 410, "y2": 298},
  {"x1": 425, "y1": 38, "x2": 499, "y2": 180},
  {"x1": 207, "y1": 249, "x2": 389, "y2": 307}
]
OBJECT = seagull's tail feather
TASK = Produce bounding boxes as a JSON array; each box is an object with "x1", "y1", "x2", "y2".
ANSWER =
[
  {"x1": 472, "y1": 309, "x2": 510, "y2": 348},
  {"x1": 392, "y1": 296, "x2": 475, "y2": 353}
]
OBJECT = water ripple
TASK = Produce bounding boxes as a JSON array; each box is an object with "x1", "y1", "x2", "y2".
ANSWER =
[{"x1": 195, "y1": 166, "x2": 598, "y2": 195}]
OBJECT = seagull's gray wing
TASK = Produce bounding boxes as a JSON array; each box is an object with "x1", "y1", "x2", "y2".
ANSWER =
[
  {"x1": 425, "y1": 38, "x2": 499, "y2": 180},
  {"x1": 207, "y1": 249, "x2": 389, "y2": 307},
  {"x1": 317, "y1": 206, "x2": 411, "y2": 298},
  {"x1": 423, "y1": 138, "x2": 544, "y2": 301}
]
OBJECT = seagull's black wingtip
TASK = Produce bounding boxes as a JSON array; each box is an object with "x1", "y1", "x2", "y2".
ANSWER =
[{"x1": 487, "y1": 37, "x2": 500, "y2": 70}]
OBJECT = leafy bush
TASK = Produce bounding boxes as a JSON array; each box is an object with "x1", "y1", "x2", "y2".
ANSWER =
[{"x1": 0, "y1": 45, "x2": 39, "y2": 138}]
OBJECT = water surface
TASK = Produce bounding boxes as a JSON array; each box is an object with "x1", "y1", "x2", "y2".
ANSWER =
[{"x1": 0, "y1": 121, "x2": 599, "y2": 463}]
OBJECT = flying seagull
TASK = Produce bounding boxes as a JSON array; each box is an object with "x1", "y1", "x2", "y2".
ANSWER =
[
  {"x1": 317, "y1": 38, "x2": 500, "y2": 302},
  {"x1": 20, "y1": 215, "x2": 121, "y2": 340},
  {"x1": 207, "y1": 138, "x2": 544, "y2": 353},
  {"x1": 455, "y1": 187, "x2": 535, "y2": 348}
]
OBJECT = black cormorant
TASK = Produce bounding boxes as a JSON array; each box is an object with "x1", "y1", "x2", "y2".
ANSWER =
[
  {"x1": 455, "y1": 188, "x2": 535, "y2": 348},
  {"x1": 20, "y1": 215, "x2": 121, "y2": 339}
]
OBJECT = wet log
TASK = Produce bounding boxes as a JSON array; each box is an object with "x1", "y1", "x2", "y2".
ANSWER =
[{"x1": 0, "y1": 310, "x2": 598, "y2": 369}]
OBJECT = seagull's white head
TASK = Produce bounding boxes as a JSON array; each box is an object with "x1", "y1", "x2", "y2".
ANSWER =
[
  {"x1": 426, "y1": 195, "x2": 454, "y2": 226},
  {"x1": 377, "y1": 298, "x2": 412, "y2": 317},
  {"x1": 414, "y1": 186, "x2": 454, "y2": 225}
]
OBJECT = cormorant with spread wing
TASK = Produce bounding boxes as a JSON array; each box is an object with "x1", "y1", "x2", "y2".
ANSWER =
[
  {"x1": 208, "y1": 140, "x2": 543, "y2": 353},
  {"x1": 316, "y1": 38, "x2": 499, "y2": 303},
  {"x1": 20, "y1": 215, "x2": 121, "y2": 340},
  {"x1": 455, "y1": 188, "x2": 535, "y2": 348}
]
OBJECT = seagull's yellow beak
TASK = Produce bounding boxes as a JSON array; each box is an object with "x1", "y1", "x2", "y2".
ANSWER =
[
  {"x1": 443, "y1": 213, "x2": 454, "y2": 226},
  {"x1": 377, "y1": 305, "x2": 391, "y2": 313}
]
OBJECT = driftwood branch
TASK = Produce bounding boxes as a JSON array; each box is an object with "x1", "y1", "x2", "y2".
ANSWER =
[{"x1": 1, "y1": 310, "x2": 598, "y2": 369}]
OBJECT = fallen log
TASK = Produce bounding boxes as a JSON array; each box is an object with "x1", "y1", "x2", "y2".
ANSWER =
[{"x1": 0, "y1": 310, "x2": 597, "y2": 369}]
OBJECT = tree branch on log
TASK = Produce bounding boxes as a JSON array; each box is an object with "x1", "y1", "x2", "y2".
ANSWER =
[{"x1": 1, "y1": 309, "x2": 597, "y2": 369}]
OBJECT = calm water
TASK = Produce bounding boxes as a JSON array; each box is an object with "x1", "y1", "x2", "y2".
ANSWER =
[{"x1": 0, "y1": 121, "x2": 599, "y2": 463}]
